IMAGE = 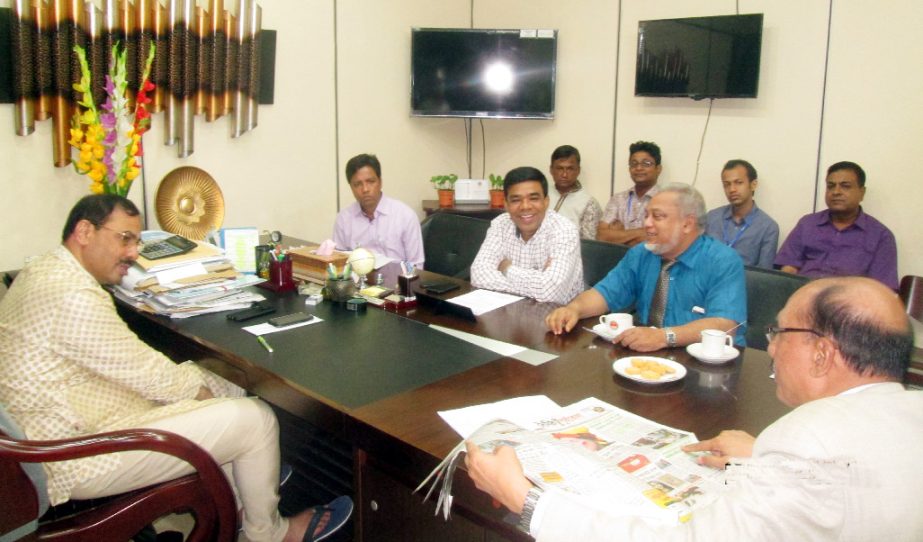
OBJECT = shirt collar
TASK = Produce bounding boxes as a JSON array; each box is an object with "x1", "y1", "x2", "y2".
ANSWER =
[
  {"x1": 721, "y1": 201, "x2": 760, "y2": 225},
  {"x1": 672, "y1": 234, "x2": 707, "y2": 269},
  {"x1": 818, "y1": 207, "x2": 868, "y2": 230},
  {"x1": 555, "y1": 181, "x2": 583, "y2": 196},
  {"x1": 630, "y1": 183, "x2": 659, "y2": 199},
  {"x1": 353, "y1": 194, "x2": 389, "y2": 220}
]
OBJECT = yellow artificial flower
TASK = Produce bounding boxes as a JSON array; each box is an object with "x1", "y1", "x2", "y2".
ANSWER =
[
  {"x1": 89, "y1": 181, "x2": 104, "y2": 194},
  {"x1": 80, "y1": 110, "x2": 96, "y2": 125},
  {"x1": 88, "y1": 168, "x2": 104, "y2": 182},
  {"x1": 92, "y1": 144, "x2": 104, "y2": 160},
  {"x1": 125, "y1": 168, "x2": 139, "y2": 181},
  {"x1": 79, "y1": 150, "x2": 93, "y2": 163},
  {"x1": 68, "y1": 128, "x2": 84, "y2": 147}
]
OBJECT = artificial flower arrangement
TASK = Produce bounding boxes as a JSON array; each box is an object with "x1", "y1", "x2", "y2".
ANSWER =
[{"x1": 69, "y1": 43, "x2": 156, "y2": 196}]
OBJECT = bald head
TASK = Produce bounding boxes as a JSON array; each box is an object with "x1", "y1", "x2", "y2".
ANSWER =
[{"x1": 794, "y1": 277, "x2": 911, "y2": 380}]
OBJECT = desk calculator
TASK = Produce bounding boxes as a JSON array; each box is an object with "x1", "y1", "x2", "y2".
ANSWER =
[{"x1": 140, "y1": 235, "x2": 198, "y2": 260}]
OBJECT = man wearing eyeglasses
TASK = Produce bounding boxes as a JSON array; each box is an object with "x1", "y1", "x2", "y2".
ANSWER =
[
  {"x1": 597, "y1": 140, "x2": 663, "y2": 246},
  {"x1": 468, "y1": 276, "x2": 923, "y2": 541},
  {"x1": 0, "y1": 195, "x2": 353, "y2": 542}
]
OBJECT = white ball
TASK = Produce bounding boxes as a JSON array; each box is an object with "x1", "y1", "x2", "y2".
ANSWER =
[{"x1": 348, "y1": 248, "x2": 376, "y2": 275}]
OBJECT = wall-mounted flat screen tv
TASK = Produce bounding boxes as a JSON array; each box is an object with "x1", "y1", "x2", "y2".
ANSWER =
[
  {"x1": 411, "y1": 28, "x2": 557, "y2": 119},
  {"x1": 635, "y1": 13, "x2": 763, "y2": 99}
]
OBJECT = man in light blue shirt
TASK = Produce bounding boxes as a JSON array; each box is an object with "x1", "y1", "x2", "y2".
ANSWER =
[
  {"x1": 705, "y1": 159, "x2": 779, "y2": 269},
  {"x1": 547, "y1": 183, "x2": 747, "y2": 352}
]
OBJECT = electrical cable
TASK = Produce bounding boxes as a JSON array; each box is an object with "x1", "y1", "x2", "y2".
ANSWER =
[
  {"x1": 463, "y1": 119, "x2": 471, "y2": 177},
  {"x1": 691, "y1": 98, "x2": 714, "y2": 186},
  {"x1": 480, "y1": 119, "x2": 486, "y2": 179}
]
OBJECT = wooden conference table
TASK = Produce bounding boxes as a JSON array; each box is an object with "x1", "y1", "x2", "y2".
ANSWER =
[{"x1": 117, "y1": 266, "x2": 790, "y2": 541}]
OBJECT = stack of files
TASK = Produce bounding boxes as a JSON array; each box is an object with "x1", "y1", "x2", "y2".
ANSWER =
[{"x1": 113, "y1": 232, "x2": 266, "y2": 318}]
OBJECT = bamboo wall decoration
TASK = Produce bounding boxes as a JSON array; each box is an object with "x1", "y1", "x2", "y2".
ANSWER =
[{"x1": 9, "y1": 0, "x2": 264, "y2": 166}]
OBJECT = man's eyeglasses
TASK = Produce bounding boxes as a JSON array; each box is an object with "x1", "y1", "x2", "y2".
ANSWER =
[
  {"x1": 96, "y1": 224, "x2": 142, "y2": 247},
  {"x1": 628, "y1": 160, "x2": 656, "y2": 169},
  {"x1": 764, "y1": 324, "x2": 823, "y2": 344}
]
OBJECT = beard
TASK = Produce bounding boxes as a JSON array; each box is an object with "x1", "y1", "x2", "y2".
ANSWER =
[{"x1": 644, "y1": 227, "x2": 682, "y2": 256}]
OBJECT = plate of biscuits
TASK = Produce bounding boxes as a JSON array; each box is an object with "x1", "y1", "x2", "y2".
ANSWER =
[{"x1": 613, "y1": 356, "x2": 686, "y2": 384}]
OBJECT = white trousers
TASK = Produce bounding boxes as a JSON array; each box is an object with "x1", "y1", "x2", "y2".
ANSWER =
[{"x1": 69, "y1": 397, "x2": 288, "y2": 542}]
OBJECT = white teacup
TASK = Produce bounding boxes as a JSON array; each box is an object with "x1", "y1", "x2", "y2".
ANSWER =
[
  {"x1": 599, "y1": 313, "x2": 633, "y2": 333},
  {"x1": 700, "y1": 329, "x2": 733, "y2": 357}
]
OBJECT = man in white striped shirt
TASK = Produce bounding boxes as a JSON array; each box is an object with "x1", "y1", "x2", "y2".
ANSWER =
[{"x1": 471, "y1": 167, "x2": 584, "y2": 305}]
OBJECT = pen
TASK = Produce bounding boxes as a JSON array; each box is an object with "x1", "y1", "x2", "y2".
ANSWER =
[{"x1": 257, "y1": 335, "x2": 274, "y2": 353}]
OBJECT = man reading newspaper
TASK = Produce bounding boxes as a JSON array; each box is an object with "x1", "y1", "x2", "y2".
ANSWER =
[{"x1": 463, "y1": 277, "x2": 923, "y2": 541}]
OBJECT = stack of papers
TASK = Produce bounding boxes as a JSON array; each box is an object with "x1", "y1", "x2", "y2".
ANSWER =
[{"x1": 113, "y1": 231, "x2": 266, "y2": 318}]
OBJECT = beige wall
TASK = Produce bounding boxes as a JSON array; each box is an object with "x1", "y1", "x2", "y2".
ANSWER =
[{"x1": 1, "y1": 0, "x2": 920, "y2": 280}]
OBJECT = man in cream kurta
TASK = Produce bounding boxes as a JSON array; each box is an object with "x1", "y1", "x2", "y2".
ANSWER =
[
  {"x1": 465, "y1": 277, "x2": 923, "y2": 541},
  {"x1": 0, "y1": 195, "x2": 350, "y2": 542}
]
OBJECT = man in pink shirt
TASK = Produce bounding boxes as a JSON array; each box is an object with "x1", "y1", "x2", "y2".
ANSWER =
[{"x1": 333, "y1": 153, "x2": 425, "y2": 268}]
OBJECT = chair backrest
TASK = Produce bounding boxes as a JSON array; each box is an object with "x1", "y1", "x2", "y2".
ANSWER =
[
  {"x1": 0, "y1": 403, "x2": 49, "y2": 541},
  {"x1": 580, "y1": 239, "x2": 630, "y2": 288},
  {"x1": 899, "y1": 275, "x2": 923, "y2": 323},
  {"x1": 744, "y1": 266, "x2": 810, "y2": 350},
  {"x1": 421, "y1": 213, "x2": 491, "y2": 279}
]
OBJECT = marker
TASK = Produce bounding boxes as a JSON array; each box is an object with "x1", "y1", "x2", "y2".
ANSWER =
[{"x1": 257, "y1": 335, "x2": 274, "y2": 353}]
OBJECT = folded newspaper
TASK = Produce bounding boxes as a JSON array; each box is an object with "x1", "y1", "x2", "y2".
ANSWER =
[{"x1": 416, "y1": 397, "x2": 726, "y2": 526}]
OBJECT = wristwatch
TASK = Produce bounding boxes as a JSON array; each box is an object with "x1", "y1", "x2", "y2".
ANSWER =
[
  {"x1": 664, "y1": 327, "x2": 677, "y2": 348},
  {"x1": 518, "y1": 486, "x2": 545, "y2": 532}
]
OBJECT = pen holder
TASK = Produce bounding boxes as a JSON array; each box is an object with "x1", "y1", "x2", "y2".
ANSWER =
[
  {"x1": 398, "y1": 274, "x2": 419, "y2": 298},
  {"x1": 269, "y1": 258, "x2": 295, "y2": 292},
  {"x1": 255, "y1": 245, "x2": 272, "y2": 279},
  {"x1": 325, "y1": 278, "x2": 357, "y2": 302}
]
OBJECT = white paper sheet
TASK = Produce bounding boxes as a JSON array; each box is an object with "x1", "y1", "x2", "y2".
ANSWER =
[
  {"x1": 446, "y1": 289, "x2": 523, "y2": 316},
  {"x1": 242, "y1": 317, "x2": 324, "y2": 336},
  {"x1": 437, "y1": 395, "x2": 561, "y2": 438}
]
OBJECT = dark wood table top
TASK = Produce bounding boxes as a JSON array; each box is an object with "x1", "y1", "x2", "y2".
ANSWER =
[
  {"x1": 351, "y1": 269, "x2": 789, "y2": 459},
  {"x1": 119, "y1": 260, "x2": 790, "y2": 470}
]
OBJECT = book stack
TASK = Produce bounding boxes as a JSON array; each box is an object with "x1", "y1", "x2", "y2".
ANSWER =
[
  {"x1": 289, "y1": 246, "x2": 349, "y2": 284},
  {"x1": 112, "y1": 232, "x2": 266, "y2": 318}
]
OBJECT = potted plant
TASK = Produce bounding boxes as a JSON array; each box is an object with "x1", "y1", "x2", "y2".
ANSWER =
[
  {"x1": 430, "y1": 174, "x2": 458, "y2": 208},
  {"x1": 488, "y1": 173, "x2": 505, "y2": 208}
]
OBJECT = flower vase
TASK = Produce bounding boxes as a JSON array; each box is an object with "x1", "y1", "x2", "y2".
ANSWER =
[
  {"x1": 437, "y1": 189, "x2": 455, "y2": 208},
  {"x1": 489, "y1": 190, "x2": 505, "y2": 208}
]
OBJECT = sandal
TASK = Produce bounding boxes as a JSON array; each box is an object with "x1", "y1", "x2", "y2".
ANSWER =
[{"x1": 302, "y1": 495, "x2": 354, "y2": 542}]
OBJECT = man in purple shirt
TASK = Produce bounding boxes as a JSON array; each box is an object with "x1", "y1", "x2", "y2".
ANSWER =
[
  {"x1": 333, "y1": 153, "x2": 425, "y2": 268},
  {"x1": 775, "y1": 161, "x2": 898, "y2": 290}
]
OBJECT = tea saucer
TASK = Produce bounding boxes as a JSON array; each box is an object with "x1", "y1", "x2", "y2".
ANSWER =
[
  {"x1": 591, "y1": 322, "x2": 634, "y2": 341},
  {"x1": 686, "y1": 343, "x2": 740, "y2": 364}
]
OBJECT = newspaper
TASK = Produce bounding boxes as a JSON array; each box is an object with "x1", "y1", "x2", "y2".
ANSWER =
[{"x1": 416, "y1": 397, "x2": 725, "y2": 525}]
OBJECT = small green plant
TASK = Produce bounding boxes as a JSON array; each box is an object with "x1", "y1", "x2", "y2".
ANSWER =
[
  {"x1": 430, "y1": 174, "x2": 458, "y2": 190},
  {"x1": 488, "y1": 173, "x2": 504, "y2": 191}
]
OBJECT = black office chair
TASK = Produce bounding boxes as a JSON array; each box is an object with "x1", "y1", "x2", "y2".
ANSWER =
[
  {"x1": 421, "y1": 213, "x2": 491, "y2": 279},
  {"x1": 580, "y1": 239, "x2": 630, "y2": 288},
  {"x1": 744, "y1": 266, "x2": 810, "y2": 350},
  {"x1": 899, "y1": 275, "x2": 923, "y2": 323}
]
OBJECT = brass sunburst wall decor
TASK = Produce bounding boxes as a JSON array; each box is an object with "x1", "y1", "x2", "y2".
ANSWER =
[
  {"x1": 8, "y1": 0, "x2": 265, "y2": 166},
  {"x1": 155, "y1": 165, "x2": 224, "y2": 239}
]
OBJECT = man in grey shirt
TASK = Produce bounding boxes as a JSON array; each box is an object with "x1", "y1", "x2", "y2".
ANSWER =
[{"x1": 705, "y1": 159, "x2": 779, "y2": 268}]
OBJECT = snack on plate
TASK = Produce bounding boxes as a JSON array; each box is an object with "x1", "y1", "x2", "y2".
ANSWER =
[{"x1": 625, "y1": 358, "x2": 676, "y2": 381}]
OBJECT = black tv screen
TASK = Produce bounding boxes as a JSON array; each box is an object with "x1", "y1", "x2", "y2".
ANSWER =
[
  {"x1": 635, "y1": 14, "x2": 763, "y2": 99},
  {"x1": 411, "y1": 28, "x2": 557, "y2": 119}
]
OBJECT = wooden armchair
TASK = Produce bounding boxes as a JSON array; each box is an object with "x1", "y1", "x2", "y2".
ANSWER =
[{"x1": 0, "y1": 424, "x2": 237, "y2": 542}]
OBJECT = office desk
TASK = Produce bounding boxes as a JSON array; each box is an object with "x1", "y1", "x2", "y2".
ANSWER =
[{"x1": 118, "y1": 272, "x2": 790, "y2": 541}]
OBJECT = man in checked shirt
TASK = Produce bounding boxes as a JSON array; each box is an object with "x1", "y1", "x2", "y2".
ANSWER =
[{"x1": 471, "y1": 167, "x2": 584, "y2": 305}]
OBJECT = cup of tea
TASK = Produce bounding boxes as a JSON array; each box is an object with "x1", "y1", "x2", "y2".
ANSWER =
[
  {"x1": 700, "y1": 329, "x2": 734, "y2": 357},
  {"x1": 599, "y1": 313, "x2": 633, "y2": 332}
]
